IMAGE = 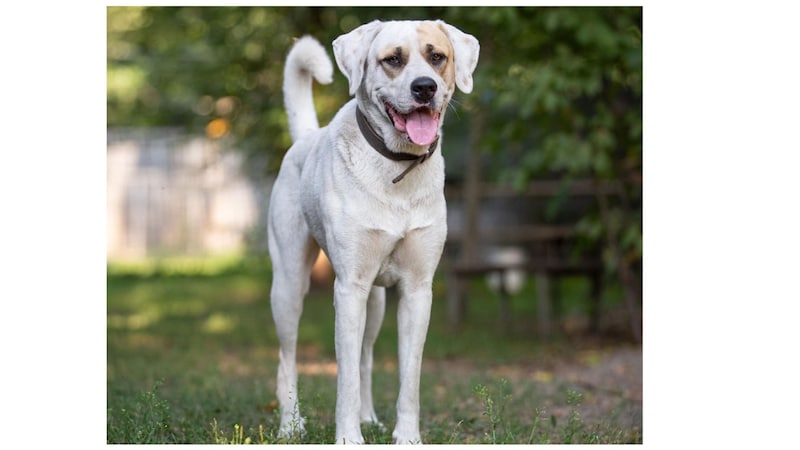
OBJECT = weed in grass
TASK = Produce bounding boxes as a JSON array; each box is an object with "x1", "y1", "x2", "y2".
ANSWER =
[
  {"x1": 211, "y1": 420, "x2": 283, "y2": 445},
  {"x1": 473, "y1": 379, "x2": 513, "y2": 444},
  {"x1": 527, "y1": 406, "x2": 547, "y2": 444},
  {"x1": 470, "y1": 380, "x2": 626, "y2": 444},
  {"x1": 446, "y1": 419, "x2": 465, "y2": 444},
  {"x1": 561, "y1": 389, "x2": 585, "y2": 443},
  {"x1": 556, "y1": 388, "x2": 604, "y2": 444},
  {"x1": 107, "y1": 381, "x2": 174, "y2": 444},
  {"x1": 212, "y1": 421, "x2": 248, "y2": 444}
]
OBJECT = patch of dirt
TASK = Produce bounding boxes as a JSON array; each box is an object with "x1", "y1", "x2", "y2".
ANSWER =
[
  {"x1": 426, "y1": 343, "x2": 642, "y2": 435},
  {"x1": 548, "y1": 345, "x2": 642, "y2": 432}
]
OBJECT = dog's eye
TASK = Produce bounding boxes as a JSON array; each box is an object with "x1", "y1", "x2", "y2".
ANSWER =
[
  {"x1": 430, "y1": 53, "x2": 446, "y2": 65},
  {"x1": 382, "y1": 55, "x2": 403, "y2": 68}
]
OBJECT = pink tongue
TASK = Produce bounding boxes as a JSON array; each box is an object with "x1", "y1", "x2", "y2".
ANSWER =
[{"x1": 405, "y1": 110, "x2": 439, "y2": 146}]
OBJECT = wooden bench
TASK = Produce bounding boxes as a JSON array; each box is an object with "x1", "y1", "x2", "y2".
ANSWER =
[{"x1": 444, "y1": 180, "x2": 620, "y2": 336}]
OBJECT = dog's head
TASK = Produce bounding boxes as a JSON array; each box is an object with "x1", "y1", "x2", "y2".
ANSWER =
[{"x1": 333, "y1": 20, "x2": 480, "y2": 150}]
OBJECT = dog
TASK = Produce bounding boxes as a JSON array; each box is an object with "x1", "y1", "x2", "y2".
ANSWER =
[{"x1": 268, "y1": 19, "x2": 479, "y2": 444}]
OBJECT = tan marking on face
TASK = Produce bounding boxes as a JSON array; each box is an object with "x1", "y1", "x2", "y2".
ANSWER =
[
  {"x1": 377, "y1": 45, "x2": 407, "y2": 79},
  {"x1": 416, "y1": 22, "x2": 455, "y2": 89}
]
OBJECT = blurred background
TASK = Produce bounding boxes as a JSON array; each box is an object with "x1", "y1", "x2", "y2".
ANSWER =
[
  {"x1": 107, "y1": 6, "x2": 642, "y2": 443},
  {"x1": 108, "y1": 5, "x2": 641, "y2": 340}
]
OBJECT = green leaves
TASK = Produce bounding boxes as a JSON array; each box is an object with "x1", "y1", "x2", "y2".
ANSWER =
[
  {"x1": 463, "y1": 7, "x2": 642, "y2": 283},
  {"x1": 106, "y1": 7, "x2": 642, "y2": 282}
]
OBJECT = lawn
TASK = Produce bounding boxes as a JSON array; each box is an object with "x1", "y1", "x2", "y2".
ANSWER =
[{"x1": 107, "y1": 255, "x2": 642, "y2": 444}]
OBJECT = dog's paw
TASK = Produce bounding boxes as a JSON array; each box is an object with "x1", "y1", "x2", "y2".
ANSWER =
[{"x1": 392, "y1": 431, "x2": 422, "y2": 445}]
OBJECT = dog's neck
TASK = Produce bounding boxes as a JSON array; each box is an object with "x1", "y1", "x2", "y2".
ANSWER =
[{"x1": 355, "y1": 107, "x2": 439, "y2": 184}]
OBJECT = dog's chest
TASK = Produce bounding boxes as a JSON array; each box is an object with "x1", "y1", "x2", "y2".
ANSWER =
[
  {"x1": 361, "y1": 189, "x2": 445, "y2": 237},
  {"x1": 336, "y1": 191, "x2": 446, "y2": 288},
  {"x1": 371, "y1": 226, "x2": 443, "y2": 288}
]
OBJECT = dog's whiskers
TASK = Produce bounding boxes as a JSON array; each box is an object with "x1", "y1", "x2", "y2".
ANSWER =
[{"x1": 446, "y1": 98, "x2": 463, "y2": 119}]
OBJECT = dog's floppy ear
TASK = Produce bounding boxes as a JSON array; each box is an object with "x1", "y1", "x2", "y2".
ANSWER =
[
  {"x1": 333, "y1": 20, "x2": 383, "y2": 96},
  {"x1": 439, "y1": 22, "x2": 480, "y2": 94}
]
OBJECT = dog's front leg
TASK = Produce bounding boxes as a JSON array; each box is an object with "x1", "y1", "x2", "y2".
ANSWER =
[
  {"x1": 392, "y1": 283, "x2": 433, "y2": 444},
  {"x1": 333, "y1": 278, "x2": 371, "y2": 444}
]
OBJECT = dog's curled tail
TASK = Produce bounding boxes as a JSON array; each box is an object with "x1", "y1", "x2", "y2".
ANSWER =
[{"x1": 283, "y1": 36, "x2": 334, "y2": 143}]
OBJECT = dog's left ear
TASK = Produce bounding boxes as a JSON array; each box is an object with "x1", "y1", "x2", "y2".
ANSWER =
[
  {"x1": 333, "y1": 20, "x2": 384, "y2": 96},
  {"x1": 439, "y1": 22, "x2": 480, "y2": 94}
]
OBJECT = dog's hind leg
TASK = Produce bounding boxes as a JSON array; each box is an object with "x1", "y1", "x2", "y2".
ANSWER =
[
  {"x1": 268, "y1": 210, "x2": 319, "y2": 439},
  {"x1": 360, "y1": 286, "x2": 386, "y2": 427}
]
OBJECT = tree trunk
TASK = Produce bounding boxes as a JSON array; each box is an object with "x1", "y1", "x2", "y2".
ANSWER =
[{"x1": 447, "y1": 108, "x2": 485, "y2": 328}]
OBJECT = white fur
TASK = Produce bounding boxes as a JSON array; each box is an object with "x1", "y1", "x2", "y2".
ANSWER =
[
  {"x1": 269, "y1": 20, "x2": 479, "y2": 444},
  {"x1": 283, "y1": 36, "x2": 334, "y2": 141}
]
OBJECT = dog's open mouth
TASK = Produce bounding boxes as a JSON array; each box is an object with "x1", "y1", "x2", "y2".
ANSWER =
[{"x1": 385, "y1": 103, "x2": 440, "y2": 146}]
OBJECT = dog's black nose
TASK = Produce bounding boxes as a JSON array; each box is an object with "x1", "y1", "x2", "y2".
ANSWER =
[{"x1": 411, "y1": 77, "x2": 437, "y2": 103}]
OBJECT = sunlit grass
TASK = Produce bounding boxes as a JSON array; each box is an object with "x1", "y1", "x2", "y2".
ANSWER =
[{"x1": 107, "y1": 252, "x2": 249, "y2": 278}]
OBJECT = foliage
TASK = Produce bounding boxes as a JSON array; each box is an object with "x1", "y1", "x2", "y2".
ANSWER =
[
  {"x1": 463, "y1": 7, "x2": 643, "y2": 284},
  {"x1": 107, "y1": 6, "x2": 642, "y2": 318},
  {"x1": 107, "y1": 6, "x2": 641, "y2": 175}
]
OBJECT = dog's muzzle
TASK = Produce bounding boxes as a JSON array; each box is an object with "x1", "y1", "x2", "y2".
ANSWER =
[{"x1": 381, "y1": 77, "x2": 442, "y2": 148}]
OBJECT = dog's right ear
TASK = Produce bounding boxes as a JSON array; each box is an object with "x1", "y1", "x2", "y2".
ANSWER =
[{"x1": 333, "y1": 20, "x2": 383, "y2": 96}]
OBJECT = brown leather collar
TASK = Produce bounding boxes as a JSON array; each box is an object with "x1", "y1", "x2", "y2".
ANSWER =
[{"x1": 355, "y1": 107, "x2": 439, "y2": 184}]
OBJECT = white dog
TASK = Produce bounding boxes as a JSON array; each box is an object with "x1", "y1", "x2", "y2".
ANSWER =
[{"x1": 268, "y1": 20, "x2": 479, "y2": 444}]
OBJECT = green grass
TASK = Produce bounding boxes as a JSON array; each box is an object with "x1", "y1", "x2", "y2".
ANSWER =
[{"x1": 107, "y1": 255, "x2": 640, "y2": 444}]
